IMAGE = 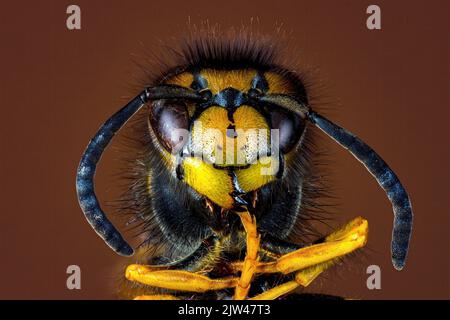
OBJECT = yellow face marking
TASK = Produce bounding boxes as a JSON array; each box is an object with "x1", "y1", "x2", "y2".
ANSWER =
[
  {"x1": 190, "y1": 106, "x2": 229, "y2": 165},
  {"x1": 164, "y1": 72, "x2": 194, "y2": 88},
  {"x1": 265, "y1": 71, "x2": 296, "y2": 94},
  {"x1": 182, "y1": 157, "x2": 234, "y2": 209},
  {"x1": 199, "y1": 69, "x2": 257, "y2": 94},
  {"x1": 235, "y1": 157, "x2": 277, "y2": 192},
  {"x1": 234, "y1": 106, "x2": 269, "y2": 134}
]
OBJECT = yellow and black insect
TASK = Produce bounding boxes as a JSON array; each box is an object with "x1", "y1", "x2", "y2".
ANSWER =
[{"x1": 76, "y1": 32, "x2": 413, "y2": 300}]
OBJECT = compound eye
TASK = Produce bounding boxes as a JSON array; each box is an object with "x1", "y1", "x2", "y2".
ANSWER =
[
  {"x1": 269, "y1": 109, "x2": 305, "y2": 153},
  {"x1": 149, "y1": 100, "x2": 189, "y2": 153}
]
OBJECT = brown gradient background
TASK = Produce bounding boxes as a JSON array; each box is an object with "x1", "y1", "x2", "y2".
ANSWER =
[{"x1": 0, "y1": 0, "x2": 449, "y2": 299}]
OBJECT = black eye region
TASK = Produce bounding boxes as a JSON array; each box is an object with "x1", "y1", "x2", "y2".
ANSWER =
[
  {"x1": 269, "y1": 108, "x2": 305, "y2": 153},
  {"x1": 149, "y1": 100, "x2": 189, "y2": 153}
]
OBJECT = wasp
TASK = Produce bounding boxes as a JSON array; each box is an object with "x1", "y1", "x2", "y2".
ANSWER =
[{"x1": 76, "y1": 31, "x2": 413, "y2": 300}]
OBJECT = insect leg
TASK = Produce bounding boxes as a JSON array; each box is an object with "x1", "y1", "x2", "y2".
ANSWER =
[
  {"x1": 125, "y1": 265, "x2": 238, "y2": 293},
  {"x1": 125, "y1": 235, "x2": 236, "y2": 294},
  {"x1": 256, "y1": 216, "x2": 368, "y2": 275},
  {"x1": 234, "y1": 210, "x2": 261, "y2": 300},
  {"x1": 247, "y1": 217, "x2": 368, "y2": 300},
  {"x1": 248, "y1": 280, "x2": 298, "y2": 300}
]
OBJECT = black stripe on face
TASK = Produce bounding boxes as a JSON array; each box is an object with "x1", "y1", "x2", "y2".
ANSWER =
[
  {"x1": 251, "y1": 71, "x2": 269, "y2": 93},
  {"x1": 187, "y1": 71, "x2": 271, "y2": 123},
  {"x1": 190, "y1": 71, "x2": 208, "y2": 91}
]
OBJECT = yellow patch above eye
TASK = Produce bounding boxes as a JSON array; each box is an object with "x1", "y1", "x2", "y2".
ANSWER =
[
  {"x1": 264, "y1": 71, "x2": 297, "y2": 94},
  {"x1": 164, "y1": 72, "x2": 194, "y2": 88}
]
